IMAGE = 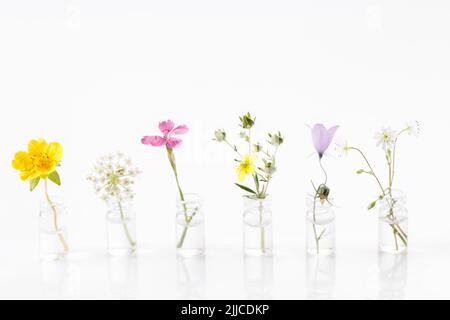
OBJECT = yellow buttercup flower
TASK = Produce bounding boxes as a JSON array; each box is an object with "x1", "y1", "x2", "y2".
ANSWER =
[
  {"x1": 236, "y1": 154, "x2": 257, "y2": 182},
  {"x1": 12, "y1": 138, "x2": 63, "y2": 181}
]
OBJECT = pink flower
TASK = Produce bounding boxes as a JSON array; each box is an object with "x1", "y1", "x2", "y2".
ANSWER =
[{"x1": 141, "y1": 120, "x2": 189, "y2": 148}]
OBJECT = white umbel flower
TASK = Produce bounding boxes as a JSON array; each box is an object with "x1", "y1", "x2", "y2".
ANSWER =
[{"x1": 87, "y1": 152, "x2": 142, "y2": 203}]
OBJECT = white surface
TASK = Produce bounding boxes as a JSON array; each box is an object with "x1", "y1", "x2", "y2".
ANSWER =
[{"x1": 0, "y1": 0, "x2": 449, "y2": 299}]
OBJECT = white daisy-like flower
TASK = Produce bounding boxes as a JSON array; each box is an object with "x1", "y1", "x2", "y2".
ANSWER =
[
  {"x1": 405, "y1": 121, "x2": 420, "y2": 137},
  {"x1": 374, "y1": 127, "x2": 396, "y2": 150},
  {"x1": 334, "y1": 138, "x2": 350, "y2": 157},
  {"x1": 87, "y1": 152, "x2": 142, "y2": 203}
]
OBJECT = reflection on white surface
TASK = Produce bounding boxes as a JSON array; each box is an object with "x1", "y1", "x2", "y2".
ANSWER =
[
  {"x1": 65, "y1": 0, "x2": 81, "y2": 30},
  {"x1": 177, "y1": 256, "x2": 206, "y2": 299},
  {"x1": 107, "y1": 255, "x2": 139, "y2": 299},
  {"x1": 40, "y1": 259, "x2": 81, "y2": 297},
  {"x1": 378, "y1": 252, "x2": 408, "y2": 300},
  {"x1": 306, "y1": 255, "x2": 336, "y2": 300},
  {"x1": 244, "y1": 256, "x2": 274, "y2": 300}
]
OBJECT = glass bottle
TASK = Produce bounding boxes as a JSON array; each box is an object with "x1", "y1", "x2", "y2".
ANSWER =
[
  {"x1": 378, "y1": 189, "x2": 408, "y2": 254},
  {"x1": 106, "y1": 201, "x2": 137, "y2": 256},
  {"x1": 243, "y1": 196, "x2": 273, "y2": 256},
  {"x1": 39, "y1": 197, "x2": 69, "y2": 260},
  {"x1": 176, "y1": 193, "x2": 205, "y2": 256}
]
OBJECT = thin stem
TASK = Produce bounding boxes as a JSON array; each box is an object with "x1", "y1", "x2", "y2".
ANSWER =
[
  {"x1": 177, "y1": 223, "x2": 189, "y2": 249},
  {"x1": 391, "y1": 129, "x2": 408, "y2": 189},
  {"x1": 258, "y1": 202, "x2": 265, "y2": 254},
  {"x1": 166, "y1": 146, "x2": 191, "y2": 250},
  {"x1": 248, "y1": 128, "x2": 251, "y2": 154},
  {"x1": 312, "y1": 194, "x2": 320, "y2": 255},
  {"x1": 261, "y1": 146, "x2": 279, "y2": 198},
  {"x1": 224, "y1": 139, "x2": 242, "y2": 157},
  {"x1": 319, "y1": 157, "x2": 328, "y2": 185},
  {"x1": 310, "y1": 156, "x2": 329, "y2": 256},
  {"x1": 348, "y1": 147, "x2": 386, "y2": 196},
  {"x1": 118, "y1": 201, "x2": 136, "y2": 248},
  {"x1": 44, "y1": 179, "x2": 69, "y2": 253}
]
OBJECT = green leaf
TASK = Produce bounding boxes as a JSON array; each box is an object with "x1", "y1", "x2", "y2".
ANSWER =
[
  {"x1": 29, "y1": 177, "x2": 40, "y2": 191},
  {"x1": 48, "y1": 171, "x2": 61, "y2": 186},
  {"x1": 254, "y1": 175, "x2": 260, "y2": 191},
  {"x1": 234, "y1": 183, "x2": 257, "y2": 195},
  {"x1": 367, "y1": 200, "x2": 377, "y2": 210}
]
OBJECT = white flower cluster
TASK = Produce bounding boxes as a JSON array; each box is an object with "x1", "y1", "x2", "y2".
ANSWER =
[{"x1": 87, "y1": 152, "x2": 142, "y2": 203}]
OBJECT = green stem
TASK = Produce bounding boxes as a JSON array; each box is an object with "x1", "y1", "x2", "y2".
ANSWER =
[
  {"x1": 44, "y1": 178, "x2": 69, "y2": 253},
  {"x1": 118, "y1": 201, "x2": 136, "y2": 248},
  {"x1": 348, "y1": 147, "x2": 386, "y2": 196},
  {"x1": 224, "y1": 139, "x2": 242, "y2": 157},
  {"x1": 258, "y1": 202, "x2": 265, "y2": 254},
  {"x1": 260, "y1": 146, "x2": 278, "y2": 198},
  {"x1": 177, "y1": 223, "x2": 189, "y2": 249},
  {"x1": 312, "y1": 193, "x2": 320, "y2": 255},
  {"x1": 391, "y1": 128, "x2": 408, "y2": 187},
  {"x1": 166, "y1": 146, "x2": 191, "y2": 250},
  {"x1": 319, "y1": 158, "x2": 328, "y2": 185}
]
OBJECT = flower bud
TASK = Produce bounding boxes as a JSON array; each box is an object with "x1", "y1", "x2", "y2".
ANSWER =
[
  {"x1": 268, "y1": 131, "x2": 284, "y2": 146},
  {"x1": 214, "y1": 129, "x2": 226, "y2": 142},
  {"x1": 239, "y1": 131, "x2": 249, "y2": 142},
  {"x1": 317, "y1": 184, "x2": 330, "y2": 201},
  {"x1": 253, "y1": 142, "x2": 263, "y2": 153},
  {"x1": 239, "y1": 112, "x2": 255, "y2": 129},
  {"x1": 264, "y1": 162, "x2": 277, "y2": 175}
]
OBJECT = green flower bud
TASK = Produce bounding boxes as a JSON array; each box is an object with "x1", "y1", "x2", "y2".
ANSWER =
[
  {"x1": 239, "y1": 131, "x2": 249, "y2": 142},
  {"x1": 264, "y1": 162, "x2": 277, "y2": 175},
  {"x1": 214, "y1": 129, "x2": 226, "y2": 142},
  {"x1": 317, "y1": 184, "x2": 330, "y2": 201},
  {"x1": 253, "y1": 142, "x2": 263, "y2": 153},
  {"x1": 268, "y1": 131, "x2": 284, "y2": 146},
  {"x1": 239, "y1": 112, "x2": 255, "y2": 129}
]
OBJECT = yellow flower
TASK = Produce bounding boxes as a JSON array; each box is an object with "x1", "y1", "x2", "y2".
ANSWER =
[
  {"x1": 12, "y1": 138, "x2": 63, "y2": 181},
  {"x1": 236, "y1": 154, "x2": 257, "y2": 182}
]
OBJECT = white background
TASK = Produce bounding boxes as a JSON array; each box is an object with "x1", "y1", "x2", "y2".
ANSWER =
[{"x1": 0, "y1": 0, "x2": 449, "y2": 300}]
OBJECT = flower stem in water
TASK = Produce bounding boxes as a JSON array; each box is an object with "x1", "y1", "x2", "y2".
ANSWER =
[
  {"x1": 118, "y1": 201, "x2": 136, "y2": 248},
  {"x1": 44, "y1": 178, "x2": 69, "y2": 253}
]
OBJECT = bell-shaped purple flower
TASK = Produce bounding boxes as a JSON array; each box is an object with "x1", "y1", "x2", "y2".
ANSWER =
[{"x1": 311, "y1": 124, "x2": 339, "y2": 158}]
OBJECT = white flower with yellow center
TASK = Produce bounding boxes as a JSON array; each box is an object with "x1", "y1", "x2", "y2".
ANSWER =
[
  {"x1": 335, "y1": 138, "x2": 350, "y2": 157},
  {"x1": 374, "y1": 127, "x2": 396, "y2": 150}
]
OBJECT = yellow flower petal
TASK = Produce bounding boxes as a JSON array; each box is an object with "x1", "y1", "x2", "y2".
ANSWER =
[
  {"x1": 28, "y1": 138, "x2": 47, "y2": 156},
  {"x1": 12, "y1": 151, "x2": 31, "y2": 170},
  {"x1": 46, "y1": 142, "x2": 63, "y2": 163},
  {"x1": 13, "y1": 138, "x2": 63, "y2": 182}
]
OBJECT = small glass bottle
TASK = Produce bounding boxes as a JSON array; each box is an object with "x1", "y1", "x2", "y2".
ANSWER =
[
  {"x1": 378, "y1": 189, "x2": 408, "y2": 254},
  {"x1": 39, "y1": 198, "x2": 69, "y2": 260},
  {"x1": 176, "y1": 193, "x2": 205, "y2": 256},
  {"x1": 306, "y1": 194, "x2": 335, "y2": 256},
  {"x1": 106, "y1": 201, "x2": 137, "y2": 256},
  {"x1": 243, "y1": 196, "x2": 273, "y2": 256}
]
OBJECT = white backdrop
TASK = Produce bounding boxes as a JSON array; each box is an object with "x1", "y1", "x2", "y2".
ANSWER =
[{"x1": 0, "y1": 0, "x2": 449, "y2": 299}]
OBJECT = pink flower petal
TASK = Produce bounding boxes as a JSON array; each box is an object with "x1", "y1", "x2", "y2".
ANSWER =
[
  {"x1": 141, "y1": 135, "x2": 167, "y2": 146},
  {"x1": 166, "y1": 137, "x2": 183, "y2": 148},
  {"x1": 171, "y1": 124, "x2": 189, "y2": 135},
  {"x1": 159, "y1": 120, "x2": 175, "y2": 135}
]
